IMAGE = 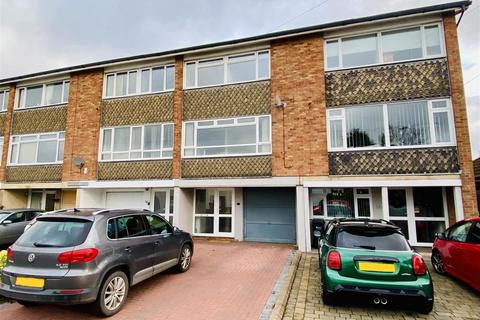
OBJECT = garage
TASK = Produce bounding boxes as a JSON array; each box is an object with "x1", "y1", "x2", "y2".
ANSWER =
[
  {"x1": 105, "y1": 191, "x2": 145, "y2": 209},
  {"x1": 244, "y1": 187, "x2": 296, "y2": 244}
]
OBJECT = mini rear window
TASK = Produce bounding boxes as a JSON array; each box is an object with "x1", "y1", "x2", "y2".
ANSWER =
[
  {"x1": 336, "y1": 228, "x2": 410, "y2": 251},
  {"x1": 16, "y1": 219, "x2": 93, "y2": 248}
]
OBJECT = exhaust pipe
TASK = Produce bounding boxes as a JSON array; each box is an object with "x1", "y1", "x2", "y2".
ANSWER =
[
  {"x1": 380, "y1": 298, "x2": 388, "y2": 305},
  {"x1": 373, "y1": 297, "x2": 380, "y2": 305}
]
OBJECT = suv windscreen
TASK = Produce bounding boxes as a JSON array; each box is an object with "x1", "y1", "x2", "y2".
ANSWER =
[
  {"x1": 16, "y1": 218, "x2": 93, "y2": 247},
  {"x1": 336, "y1": 228, "x2": 410, "y2": 251},
  {"x1": 0, "y1": 211, "x2": 11, "y2": 221}
]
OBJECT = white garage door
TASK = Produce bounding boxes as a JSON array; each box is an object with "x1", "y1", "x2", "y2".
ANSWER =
[{"x1": 106, "y1": 192, "x2": 145, "y2": 209}]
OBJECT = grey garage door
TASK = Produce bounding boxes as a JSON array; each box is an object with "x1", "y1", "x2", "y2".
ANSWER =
[{"x1": 244, "y1": 187, "x2": 296, "y2": 244}]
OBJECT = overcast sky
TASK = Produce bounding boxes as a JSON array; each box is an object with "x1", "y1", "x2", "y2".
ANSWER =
[{"x1": 0, "y1": 0, "x2": 478, "y2": 158}]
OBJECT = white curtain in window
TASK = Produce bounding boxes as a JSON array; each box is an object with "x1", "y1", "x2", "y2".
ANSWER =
[{"x1": 388, "y1": 101, "x2": 431, "y2": 146}]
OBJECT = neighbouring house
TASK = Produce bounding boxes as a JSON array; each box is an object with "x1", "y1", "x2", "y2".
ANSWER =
[{"x1": 0, "y1": 1, "x2": 477, "y2": 251}]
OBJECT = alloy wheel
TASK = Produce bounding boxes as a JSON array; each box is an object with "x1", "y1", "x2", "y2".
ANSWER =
[
  {"x1": 180, "y1": 246, "x2": 192, "y2": 270},
  {"x1": 431, "y1": 252, "x2": 445, "y2": 274},
  {"x1": 104, "y1": 276, "x2": 126, "y2": 311}
]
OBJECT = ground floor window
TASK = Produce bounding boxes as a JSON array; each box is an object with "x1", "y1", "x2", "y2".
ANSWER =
[
  {"x1": 194, "y1": 188, "x2": 234, "y2": 236},
  {"x1": 29, "y1": 190, "x2": 57, "y2": 211},
  {"x1": 152, "y1": 189, "x2": 174, "y2": 224},
  {"x1": 311, "y1": 188, "x2": 372, "y2": 219}
]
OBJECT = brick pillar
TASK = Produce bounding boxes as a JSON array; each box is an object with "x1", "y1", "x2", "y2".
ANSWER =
[
  {"x1": 270, "y1": 34, "x2": 328, "y2": 177},
  {"x1": 443, "y1": 13, "x2": 479, "y2": 217},
  {"x1": 172, "y1": 56, "x2": 184, "y2": 179},
  {"x1": 62, "y1": 69, "x2": 103, "y2": 181},
  {"x1": 0, "y1": 84, "x2": 16, "y2": 181}
]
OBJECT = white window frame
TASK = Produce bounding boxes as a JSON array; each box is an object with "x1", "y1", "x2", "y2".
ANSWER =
[
  {"x1": 15, "y1": 80, "x2": 70, "y2": 109},
  {"x1": 151, "y1": 188, "x2": 175, "y2": 224},
  {"x1": 309, "y1": 188, "x2": 372, "y2": 219},
  {"x1": 0, "y1": 137, "x2": 3, "y2": 165},
  {"x1": 103, "y1": 64, "x2": 175, "y2": 99},
  {"x1": 325, "y1": 22, "x2": 445, "y2": 71},
  {"x1": 99, "y1": 123, "x2": 174, "y2": 162},
  {"x1": 8, "y1": 132, "x2": 65, "y2": 166},
  {"x1": 184, "y1": 50, "x2": 270, "y2": 89},
  {"x1": 327, "y1": 98, "x2": 456, "y2": 151},
  {"x1": 28, "y1": 189, "x2": 57, "y2": 211},
  {"x1": 182, "y1": 115, "x2": 272, "y2": 158},
  {"x1": 0, "y1": 89, "x2": 9, "y2": 112},
  {"x1": 193, "y1": 188, "x2": 234, "y2": 237}
]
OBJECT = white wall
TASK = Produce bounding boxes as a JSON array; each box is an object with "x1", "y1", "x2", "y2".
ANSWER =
[
  {"x1": 234, "y1": 187, "x2": 244, "y2": 241},
  {"x1": 77, "y1": 189, "x2": 106, "y2": 208},
  {"x1": 371, "y1": 187, "x2": 383, "y2": 219},
  {"x1": 177, "y1": 188, "x2": 194, "y2": 233}
]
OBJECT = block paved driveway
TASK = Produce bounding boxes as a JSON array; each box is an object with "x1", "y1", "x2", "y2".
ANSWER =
[
  {"x1": 0, "y1": 240, "x2": 292, "y2": 320},
  {"x1": 283, "y1": 253, "x2": 480, "y2": 320}
]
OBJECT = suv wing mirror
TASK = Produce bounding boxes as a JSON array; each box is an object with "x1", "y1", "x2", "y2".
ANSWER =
[
  {"x1": 2, "y1": 220, "x2": 12, "y2": 225},
  {"x1": 435, "y1": 232, "x2": 446, "y2": 240}
]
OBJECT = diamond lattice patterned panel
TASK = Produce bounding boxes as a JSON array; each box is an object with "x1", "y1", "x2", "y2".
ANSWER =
[
  {"x1": 0, "y1": 114, "x2": 5, "y2": 134},
  {"x1": 98, "y1": 160, "x2": 172, "y2": 180},
  {"x1": 12, "y1": 105, "x2": 67, "y2": 134},
  {"x1": 182, "y1": 156, "x2": 272, "y2": 178},
  {"x1": 6, "y1": 165, "x2": 63, "y2": 182}
]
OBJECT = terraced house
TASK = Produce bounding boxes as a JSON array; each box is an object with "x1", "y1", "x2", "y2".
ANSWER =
[{"x1": 0, "y1": 1, "x2": 477, "y2": 251}]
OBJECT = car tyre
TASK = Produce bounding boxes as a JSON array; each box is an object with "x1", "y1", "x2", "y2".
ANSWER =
[
  {"x1": 16, "y1": 300, "x2": 37, "y2": 307},
  {"x1": 93, "y1": 271, "x2": 129, "y2": 317},
  {"x1": 431, "y1": 251, "x2": 445, "y2": 274},
  {"x1": 417, "y1": 300, "x2": 434, "y2": 314},
  {"x1": 321, "y1": 279, "x2": 335, "y2": 306},
  {"x1": 174, "y1": 244, "x2": 192, "y2": 273}
]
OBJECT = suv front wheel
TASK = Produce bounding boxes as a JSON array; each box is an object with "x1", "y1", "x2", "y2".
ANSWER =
[
  {"x1": 175, "y1": 244, "x2": 192, "y2": 273},
  {"x1": 94, "y1": 271, "x2": 129, "y2": 317}
]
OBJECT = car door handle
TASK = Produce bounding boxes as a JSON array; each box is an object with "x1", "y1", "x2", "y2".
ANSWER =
[
  {"x1": 125, "y1": 247, "x2": 132, "y2": 252},
  {"x1": 154, "y1": 240, "x2": 160, "y2": 246}
]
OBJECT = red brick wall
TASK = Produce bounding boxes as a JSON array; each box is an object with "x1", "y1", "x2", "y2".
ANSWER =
[
  {"x1": 270, "y1": 34, "x2": 328, "y2": 176},
  {"x1": 172, "y1": 56, "x2": 184, "y2": 179},
  {"x1": 0, "y1": 84, "x2": 15, "y2": 181},
  {"x1": 62, "y1": 69, "x2": 103, "y2": 181},
  {"x1": 443, "y1": 13, "x2": 479, "y2": 217}
]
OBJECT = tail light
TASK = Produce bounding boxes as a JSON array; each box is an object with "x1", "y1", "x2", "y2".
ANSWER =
[
  {"x1": 327, "y1": 250, "x2": 341, "y2": 271},
  {"x1": 57, "y1": 248, "x2": 99, "y2": 264},
  {"x1": 412, "y1": 254, "x2": 427, "y2": 275},
  {"x1": 6, "y1": 247, "x2": 13, "y2": 261}
]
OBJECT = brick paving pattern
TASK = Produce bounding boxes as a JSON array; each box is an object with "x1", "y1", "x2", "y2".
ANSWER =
[
  {"x1": 283, "y1": 253, "x2": 480, "y2": 320},
  {"x1": 0, "y1": 240, "x2": 292, "y2": 320}
]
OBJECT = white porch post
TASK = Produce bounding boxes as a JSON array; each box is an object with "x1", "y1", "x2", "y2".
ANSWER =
[
  {"x1": 453, "y1": 186, "x2": 465, "y2": 222},
  {"x1": 296, "y1": 185, "x2": 307, "y2": 252},
  {"x1": 173, "y1": 187, "x2": 181, "y2": 227},
  {"x1": 381, "y1": 187, "x2": 389, "y2": 221},
  {"x1": 303, "y1": 187, "x2": 311, "y2": 252}
]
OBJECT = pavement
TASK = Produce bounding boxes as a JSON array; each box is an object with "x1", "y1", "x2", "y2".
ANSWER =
[
  {"x1": 0, "y1": 240, "x2": 292, "y2": 320},
  {"x1": 282, "y1": 253, "x2": 480, "y2": 320}
]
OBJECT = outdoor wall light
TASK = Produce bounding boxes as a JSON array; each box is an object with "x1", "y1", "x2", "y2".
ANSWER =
[{"x1": 275, "y1": 96, "x2": 286, "y2": 109}]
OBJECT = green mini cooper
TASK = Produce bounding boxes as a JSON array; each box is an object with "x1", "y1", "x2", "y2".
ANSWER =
[{"x1": 314, "y1": 219, "x2": 433, "y2": 314}]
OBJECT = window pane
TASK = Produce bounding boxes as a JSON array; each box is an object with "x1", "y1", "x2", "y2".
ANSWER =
[
  {"x1": 388, "y1": 189, "x2": 407, "y2": 217},
  {"x1": 102, "y1": 129, "x2": 112, "y2": 152},
  {"x1": 115, "y1": 73, "x2": 127, "y2": 96},
  {"x1": 57, "y1": 140, "x2": 64, "y2": 161},
  {"x1": 141, "y1": 69, "x2": 150, "y2": 93},
  {"x1": 219, "y1": 217, "x2": 232, "y2": 233},
  {"x1": 219, "y1": 191, "x2": 232, "y2": 215},
  {"x1": 258, "y1": 52, "x2": 270, "y2": 78},
  {"x1": 415, "y1": 221, "x2": 445, "y2": 243},
  {"x1": 259, "y1": 116, "x2": 270, "y2": 142},
  {"x1": 146, "y1": 215, "x2": 170, "y2": 235},
  {"x1": 4, "y1": 91, "x2": 9, "y2": 109},
  {"x1": 45, "y1": 82, "x2": 63, "y2": 105},
  {"x1": 195, "y1": 189, "x2": 214, "y2": 214},
  {"x1": 434, "y1": 112, "x2": 451, "y2": 143},
  {"x1": 153, "y1": 191, "x2": 167, "y2": 214},
  {"x1": 311, "y1": 189, "x2": 325, "y2": 216},
  {"x1": 326, "y1": 40, "x2": 339, "y2": 68},
  {"x1": 425, "y1": 25, "x2": 441, "y2": 56},
  {"x1": 382, "y1": 27, "x2": 422, "y2": 62},
  {"x1": 197, "y1": 125, "x2": 256, "y2": 146},
  {"x1": 185, "y1": 123, "x2": 195, "y2": 147},
  {"x1": 195, "y1": 217, "x2": 214, "y2": 234},
  {"x1": 63, "y1": 82, "x2": 69, "y2": 102},
  {"x1": 37, "y1": 140, "x2": 57, "y2": 163},
  {"x1": 227, "y1": 54, "x2": 256, "y2": 83},
  {"x1": 10, "y1": 144, "x2": 18, "y2": 163},
  {"x1": 390, "y1": 220, "x2": 409, "y2": 240},
  {"x1": 413, "y1": 187, "x2": 444, "y2": 218},
  {"x1": 198, "y1": 59, "x2": 224, "y2": 86},
  {"x1": 169, "y1": 189, "x2": 174, "y2": 213},
  {"x1": 18, "y1": 142, "x2": 36, "y2": 164},
  {"x1": 0, "y1": 91, "x2": 4, "y2": 110},
  {"x1": 144, "y1": 125, "x2": 161, "y2": 150},
  {"x1": 388, "y1": 101, "x2": 431, "y2": 146},
  {"x1": 152, "y1": 67, "x2": 165, "y2": 92},
  {"x1": 185, "y1": 63, "x2": 196, "y2": 88},
  {"x1": 25, "y1": 85, "x2": 43, "y2": 107},
  {"x1": 342, "y1": 34, "x2": 378, "y2": 67},
  {"x1": 346, "y1": 105, "x2": 385, "y2": 148},
  {"x1": 18, "y1": 88, "x2": 25, "y2": 108},
  {"x1": 113, "y1": 127, "x2": 130, "y2": 152},
  {"x1": 143, "y1": 151, "x2": 161, "y2": 158},
  {"x1": 357, "y1": 198, "x2": 371, "y2": 217},
  {"x1": 329, "y1": 119, "x2": 344, "y2": 148},
  {"x1": 326, "y1": 188, "x2": 354, "y2": 218},
  {"x1": 106, "y1": 75, "x2": 115, "y2": 97},
  {"x1": 131, "y1": 127, "x2": 142, "y2": 150},
  {"x1": 165, "y1": 66, "x2": 175, "y2": 90},
  {"x1": 162, "y1": 124, "x2": 173, "y2": 148},
  {"x1": 128, "y1": 71, "x2": 137, "y2": 95}
]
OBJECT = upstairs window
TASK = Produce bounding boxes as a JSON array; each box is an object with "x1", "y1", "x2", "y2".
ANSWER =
[
  {"x1": 16, "y1": 80, "x2": 69, "y2": 109},
  {"x1": 325, "y1": 23, "x2": 444, "y2": 70},
  {"x1": 104, "y1": 64, "x2": 175, "y2": 98},
  {"x1": 0, "y1": 89, "x2": 9, "y2": 111},
  {"x1": 183, "y1": 115, "x2": 271, "y2": 157},
  {"x1": 100, "y1": 123, "x2": 173, "y2": 161},
  {"x1": 327, "y1": 99, "x2": 454, "y2": 151},
  {"x1": 184, "y1": 50, "x2": 270, "y2": 89},
  {"x1": 9, "y1": 132, "x2": 65, "y2": 165}
]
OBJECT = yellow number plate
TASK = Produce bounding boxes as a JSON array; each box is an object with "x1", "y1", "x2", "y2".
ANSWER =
[
  {"x1": 358, "y1": 261, "x2": 395, "y2": 273},
  {"x1": 15, "y1": 277, "x2": 45, "y2": 288}
]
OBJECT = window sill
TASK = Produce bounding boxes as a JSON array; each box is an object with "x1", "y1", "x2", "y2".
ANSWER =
[
  {"x1": 103, "y1": 90, "x2": 175, "y2": 100},
  {"x1": 183, "y1": 78, "x2": 270, "y2": 91},
  {"x1": 14, "y1": 103, "x2": 68, "y2": 111},
  {"x1": 328, "y1": 144, "x2": 456, "y2": 153},
  {"x1": 182, "y1": 153, "x2": 272, "y2": 159},
  {"x1": 7, "y1": 163, "x2": 63, "y2": 167},
  {"x1": 99, "y1": 158, "x2": 173, "y2": 163}
]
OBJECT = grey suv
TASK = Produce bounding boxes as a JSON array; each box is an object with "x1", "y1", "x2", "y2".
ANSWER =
[
  {"x1": 0, "y1": 208, "x2": 193, "y2": 317},
  {"x1": 0, "y1": 209, "x2": 43, "y2": 245}
]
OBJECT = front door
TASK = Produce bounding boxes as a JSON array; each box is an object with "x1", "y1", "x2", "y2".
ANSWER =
[
  {"x1": 193, "y1": 188, "x2": 234, "y2": 237},
  {"x1": 151, "y1": 189, "x2": 174, "y2": 224}
]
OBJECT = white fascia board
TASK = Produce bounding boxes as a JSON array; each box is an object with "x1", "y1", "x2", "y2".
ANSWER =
[
  {"x1": 76, "y1": 180, "x2": 175, "y2": 189},
  {"x1": 303, "y1": 178, "x2": 462, "y2": 188},
  {"x1": 176, "y1": 177, "x2": 299, "y2": 188}
]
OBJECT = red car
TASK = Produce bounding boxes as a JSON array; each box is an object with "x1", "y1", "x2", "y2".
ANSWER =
[{"x1": 431, "y1": 217, "x2": 480, "y2": 291}]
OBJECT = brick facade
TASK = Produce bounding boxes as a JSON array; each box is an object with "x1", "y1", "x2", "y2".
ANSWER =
[
  {"x1": 443, "y1": 13, "x2": 479, "y2": 217},
  {"x1": 172, "y1": 56, "x2": 184, "y2": 179},
  {"x1": 62, "y1": 69, "x2": 103, "y2": 181},
  {"x1": 0, "y1": 84, "x2": 15, "y2": 181},
  {"x1": 270, "y1": 34, "x2": 328, "y2": 176}
]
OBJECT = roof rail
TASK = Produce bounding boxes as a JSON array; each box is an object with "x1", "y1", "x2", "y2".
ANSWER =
[{"x1": 93, "y1": 209, "x2": 111, "y2": 215}]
